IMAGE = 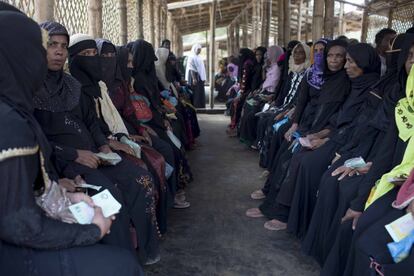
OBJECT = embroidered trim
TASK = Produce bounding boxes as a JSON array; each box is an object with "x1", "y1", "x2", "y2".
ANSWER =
[
  {"x1": 39, "y1": 151, "x2": 51, "y2": 185},
  {"x1": 0, "y1": 146, "x2": 39, "y2": 162}
]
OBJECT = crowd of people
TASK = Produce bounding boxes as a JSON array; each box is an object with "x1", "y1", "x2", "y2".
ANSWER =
[
  {"x1": 0, "y1": 2, "x2": 201, "y2": 275},
  {"x1": 224, "y1": 25, "x2": 414, "y2": 275}
]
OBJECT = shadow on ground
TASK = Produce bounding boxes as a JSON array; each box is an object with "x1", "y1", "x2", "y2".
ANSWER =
[{"x1": 146, "y1": 114, "x2": 320, "y2": 276}]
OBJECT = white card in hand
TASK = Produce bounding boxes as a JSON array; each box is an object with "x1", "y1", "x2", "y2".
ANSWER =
[
  {"x1": 91, "y1": 189, "x2": 122, "y2": 218},
  {"x1": 69, "y1": 201, "x2": 95, "y2": 225}
]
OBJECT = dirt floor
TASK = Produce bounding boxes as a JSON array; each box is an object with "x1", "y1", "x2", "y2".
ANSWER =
[{"x1": 146, "y1": 114, "x2": 320, "y2": 276}]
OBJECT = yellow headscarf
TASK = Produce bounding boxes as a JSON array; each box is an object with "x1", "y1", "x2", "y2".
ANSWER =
[{"x1": 365, "y1": 64, "x2": 414, "y2": 208}]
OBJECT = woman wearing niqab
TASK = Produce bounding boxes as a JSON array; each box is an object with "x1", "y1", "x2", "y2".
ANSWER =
[{"x1": 0, "y1": 6, "x2": 143, "y2": 276}]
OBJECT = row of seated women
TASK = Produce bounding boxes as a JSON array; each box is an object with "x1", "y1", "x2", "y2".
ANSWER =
[
  {"x1": 0, "y1": 3, "x2": 200, "y2": 275},
  {"x1": 228, "y1": 26, "x2": 414, "y2": 275}
]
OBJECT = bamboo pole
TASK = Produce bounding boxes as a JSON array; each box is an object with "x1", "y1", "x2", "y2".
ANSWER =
[
  {"x1": 312, "y1": 0, "x2": 324, "y2": 42},
  {"x1": 338, "y1": 2, "x2": 345, "y2": 35},
  {"x1": 324, "y1": 0, "x2": 335, "y2": 38},
  {"x1": 209, "y1": 0, "x2": 217, "y2": 109},
  {"x1": 361, "y1": 3, "x2": 369, "y2": 43},
  {"x1": 119, "y1": 0, "x2": 127, "y2": 44},
  {"x1": 235, "y1": 21, "x2": 240, "y2": 52},
  {"x1": 242, "y1": 10, "x2": 248, "y2": 48},
  {"x1": 228, "y1": 24, "x2": 235, "y2": 56},
  {"x1": 34, "y1": 0, "x2": 54, "y2": 22},
  {"x1": 388, "y1": 8, "x2": 394, "y2": 28},
  {"x1": 278, "y1": 0, "x2": 284, "y2": 45},
  {"x1": 283, "y1": 0, "x2": 291, "y2": 45},
  {"x1": 149, "y1": 0, "x2": 155, "y2": 45},
  {"x1": 137, "y1": 0, "x2": 144, "y2": 39},
  {"x1": 305, "y1": 0, "x2": 310, "y2": 42},
  {"x1": 297, "y1": 0, "x2": 303, "y2": 40},
  {"x1": 88, "y1": 0, "x2": 103, "y2": 38}
]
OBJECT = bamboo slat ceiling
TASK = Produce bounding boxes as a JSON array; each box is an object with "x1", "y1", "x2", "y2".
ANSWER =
[{"x1": 167, "y1": 0, "x2": 249, "y2": 35}]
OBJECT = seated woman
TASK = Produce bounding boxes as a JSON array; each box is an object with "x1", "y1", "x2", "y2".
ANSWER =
[
  {"x1": 129, "y1": 40, "x2": 193, "y2": 209},
  {"x1": 155, "y1": 47, "x2": 200, "y2": 150},
  {"x1": 34, "y1": 26, "x2": 160, "y2": 264},
  {"x1": 0, "y1": 8, "x2": 143, "y2": 276},
  {"x1": 239, "y1": 45, "x2": 284, "y2": 147},
  {"x1": 255, "y1": 42, "x2": 310, "y2": 169},
  {"x1": 227, "y1": 48, "x2": 256, "y2": 137},
  {"x1": 320, "y1": 34, "x2": 414, "y2": 276},
  {"x1": 246, "y1": 39, "x2": 352, "y2": 232},
  {"x1": 214, "y1": 58, "x2": 233, "y2": 102},
  {"x1": 96, "y1": 38, "x2": 171, "y2": 234},
  {"x1": 302, "y1": 33, "x2": 408, "y2": 266}
]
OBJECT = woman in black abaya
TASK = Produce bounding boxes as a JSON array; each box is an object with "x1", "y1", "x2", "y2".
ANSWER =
[
  {"x1": 0, "y1": 8, "x2": 142, "y2": 276},
  {"x1": 320, "y1": 34, "x2": 414, "y2": 276},
  {"x1": 286, "y1": 43, "x2": 381, "y2": 237},
  {"x1": 302, "y1": 33, "x2": 408, "y2": 266}
]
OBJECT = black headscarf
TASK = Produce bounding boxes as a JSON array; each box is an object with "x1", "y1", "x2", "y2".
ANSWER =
[
  {"x1": 0, "y1": 10, "x2": 55, "y2": 176},
  {"x1": 96, "y1": 38, "x2": 123, "y2": 96},
  {"x1": 238, "y1": 48, "x2": 255, "y2": 80},
  {"x1": 335, "y1": 43, "x2": 381, "y2": 126},
  {"x1": 369, "y1": 34, "x2": 414, "y2": 131},
  {"x1": 68, "y1": 37, "x2": 102, "y2": 98},
  {"x1": 33, "y1": 21, "x2": 82, "y2": 112},
  {"x1": 131, "y1": 39, "x2": 161, "y2": 108},
  {"x1": 116, "y1": 46, "x2": 132, "y2": 83}
]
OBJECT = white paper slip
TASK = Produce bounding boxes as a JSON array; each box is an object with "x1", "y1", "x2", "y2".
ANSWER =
[
  {"x1": 95, "y1": 152, "x2": 122, "y2": 165},
  {"x1": 91, "y1": 189, "x2": 122, "y2": 218},
  {"x1": 78, "y1": 183, "x2": 102, "y2": 191},
  {"x1": 166, "y1": 130, "x2": 182, "y2": 149},
  {"x1": 385, "y1": 213, "x2": 414, "y2": 242},
  {"x1": 69, "y1": 201, "x2": 95, "y2": 225}
]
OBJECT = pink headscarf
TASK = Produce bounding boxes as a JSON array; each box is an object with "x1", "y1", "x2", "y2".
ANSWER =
[{"x1": 262, "y1": 45, "x2": 284, "y2": 91}]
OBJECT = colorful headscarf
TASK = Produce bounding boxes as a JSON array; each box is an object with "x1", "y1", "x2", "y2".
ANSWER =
[{"x1": 306, "y1": 38, "x2": 330, "y2": 89}]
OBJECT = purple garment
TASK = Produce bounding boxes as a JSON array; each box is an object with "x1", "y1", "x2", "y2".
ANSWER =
[
  {"x1": 306, "y1": 38, "x2": 330, "y2": 90},
  {"x1": 227, "y1": 63, "x2": 238, "y2": 79}
]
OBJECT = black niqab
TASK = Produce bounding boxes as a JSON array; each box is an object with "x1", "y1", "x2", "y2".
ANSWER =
[
  {"x1": 238, "y1": 48, "x2": 255, "y2": 80},
  {"x1": 116, "y1": 46, "x2": 132, "y2": 82},
  {"x1": 68, "y1": 40, "x2": 102, "y2": 98},
  {"x1": 96, "y1": 38, "x2": 123, "y2": 96},
  {"x1": 131, "y1": 39, "x2": 161, "y2": 108}
]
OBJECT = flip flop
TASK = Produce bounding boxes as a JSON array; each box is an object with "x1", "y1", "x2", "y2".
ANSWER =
[
  {"x1": 246, "y1": 208, "x2": 264, "y2": 218},
  {"x1": 264, "y1": 219, "x2": 287, "y2": 231}
]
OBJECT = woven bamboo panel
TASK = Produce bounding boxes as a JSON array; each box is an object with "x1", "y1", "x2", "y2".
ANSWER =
[
  {"x1": 143, "y1": 0, "x2": 151, "y2": 42},
  {"x1": 102, "y1": 0, "x2": 121, "y2": 45},
  {"x1": 3, "y1": 0, "x2": 35, "y2": 17},
  {"x1": 366, "y1": 14, "x2": 388, "y2": 44},
  {"x1": 54, "y1": 0, "x2": 88, "y2": 35},
  {"x1": 127, "y1": 0, "x2": 138, "y2": 42},
  {"x1": 391, "y1": 3, "x2": 414, "y2": 33}
]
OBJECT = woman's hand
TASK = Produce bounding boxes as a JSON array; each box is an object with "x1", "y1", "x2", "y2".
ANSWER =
[
  {"x1": 284, "y1": 123, "x2": 298, "y2": 142},
  {"x1": 98, "y1": 145, "x2": 112, "y2": 154},
  {"x1": 164, "y1": 120, "x2": 172, "y2": 130},
  {"x1": 332, "y1": 162, "x2": 372, "y2": 180},
  {"x1": 309, "y1": 137, "x2": 329, "y2": 150},
  {"x1": 142, "y1": 131, "x2": 153, "y2": 146},
  {"x1": 92, "y1": 206, "x2": 115, "y2": 239},
  {"x1": 109, "y1": 140, "x2": 135, "y2": 156},
  {"x1": 58, "y1": 178, "x2": 77, "y2": 192},
  {"x1": 75, "y1": 150, "x2": 100, "y2": 169},
  {"x1": 341, "y1": 208, "x2": 362, "y2": 230},
  {"x1": 143, "y1": 125, "x2": 157, "y2": 136},
  {"x1": 67, "y1": 192, "x2": 94, "y2": 206}
]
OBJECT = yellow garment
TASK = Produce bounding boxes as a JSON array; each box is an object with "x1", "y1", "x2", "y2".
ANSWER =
[
  {"x1": 365, "y1": 65, "x2": 414, "y2": 209},
  {"x1": 97, "y1": 81, "x2": 129, "y2": 135}
]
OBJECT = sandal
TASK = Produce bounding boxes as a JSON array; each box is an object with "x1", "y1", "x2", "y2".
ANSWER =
[
  {"x1": 250, "y1": 189, "x2": 266, "y2": 200},
  {"x1": 264, "y1": 219, "x2": 287, "y2": 231},
  {"x1": 246, "y1": 208, "x2": 264, "y2": 218}
]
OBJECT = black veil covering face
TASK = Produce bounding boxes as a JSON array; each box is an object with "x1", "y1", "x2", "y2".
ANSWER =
[
  {"x1": 116, "y1": 46, "x2": 133, "y2": 82},
  {"x1": 0, "y1": 10, "x2": 54, "y2": 173},
  {"x1": 131, "y1": 39, "x2": 162, "y2": 109},
  {"x1": 68, "y1": 36, "x2": 102, "y2": 98},
  {"x1": 96, "y1": 38, "x2": 123, "y2": 96},
  {"x1": 237, "y1": 48, "x2": 255, "y2": 80}
]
